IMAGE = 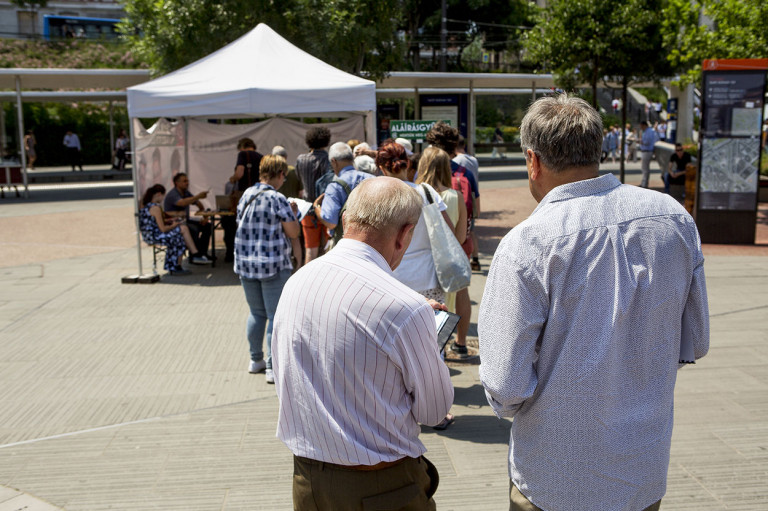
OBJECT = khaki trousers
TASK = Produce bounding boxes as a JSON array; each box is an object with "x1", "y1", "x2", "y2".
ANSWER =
[
  {"x1": 510, "y1": 481, "x2": 662, "y2": 511},
  {"x1": 293, "y1": 455, "x2": 439, "y2": 511}
]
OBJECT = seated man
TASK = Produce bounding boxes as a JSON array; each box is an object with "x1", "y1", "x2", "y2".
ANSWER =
[
  {"x1": 164, "y1": 173, "x2": 212, "y2": 264},
  {"x1": 664, "y1": 143, "x2": 691, "y2": 197}
]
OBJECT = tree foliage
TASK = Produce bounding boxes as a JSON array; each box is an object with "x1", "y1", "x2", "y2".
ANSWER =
[
  {"x1": 0, "y1": 39, "x2": 143, "y2": 69},
  {"x1": 525, "y1": 0, "x2": 671, "y2": 105},
  {"x1": 120, "y1": 0, "x2": 403, "y2": 79},
  {"x1": 662, "y1": 0, "x2": 768, "y2": 86}
]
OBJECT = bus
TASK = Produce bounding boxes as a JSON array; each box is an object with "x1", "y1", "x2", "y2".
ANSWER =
[{"x1": 42, "y1": 15, "x2": 121, "y2": 41}]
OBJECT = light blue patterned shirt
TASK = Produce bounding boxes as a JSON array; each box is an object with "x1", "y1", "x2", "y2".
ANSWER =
[
  {"x1": 234, "y1": 183, "x2": 296, "y2": 279},
  {"x1": 479, "y1": 174, "x2": 709, "y2": 511}
]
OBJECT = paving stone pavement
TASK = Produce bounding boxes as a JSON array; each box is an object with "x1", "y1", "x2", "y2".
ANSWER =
[{"x1": 0, "y1": 167, "x2": 767, "y2": 510}]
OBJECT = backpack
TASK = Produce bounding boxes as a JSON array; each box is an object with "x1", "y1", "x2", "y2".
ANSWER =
[
  {"x1": 451, "y1": 167, "x2": 474, "y2": 219},
  {"x1": 330, "y1": 177, "x2": 352, "y2": 246}
]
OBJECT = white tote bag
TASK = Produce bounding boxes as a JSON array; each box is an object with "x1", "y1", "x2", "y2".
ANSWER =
[{"x1": 420, "y1": 185, "x2": 472, "y2": 293}]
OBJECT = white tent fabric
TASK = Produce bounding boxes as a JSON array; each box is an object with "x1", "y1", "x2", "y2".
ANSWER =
[
  {"x1": 133, "y1": 116, "x2": 365, "y2": 201},
  {"x1": 126, "y1": 24, "x2": 376, "y2": 118}
]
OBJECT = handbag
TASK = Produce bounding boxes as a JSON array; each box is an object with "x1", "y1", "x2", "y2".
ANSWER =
[{"x1": 420, "y1": 184, "x2": 471, "y2": 293}]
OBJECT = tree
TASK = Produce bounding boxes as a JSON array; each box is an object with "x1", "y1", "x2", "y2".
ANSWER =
[
  {"x1": 602, "y1": 0, "x2": 673, "y2": 182},
  {"x1": 525, "y1": 0, "x2": 672, "y2": 181},
  {"x1": 663, "y1": 0, "x2": 768, "y2": 86},
  {"x1": 120, "y1": 0, "x2": 405, "y2": 79},
  {"x1": 524, "y1": 0, "x2": 615, "y2": 108}
]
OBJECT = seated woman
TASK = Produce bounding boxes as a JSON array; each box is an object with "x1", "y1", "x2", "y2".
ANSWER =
[{"x1": 139, "y1": 184, "x2": 203, "y2": 275}]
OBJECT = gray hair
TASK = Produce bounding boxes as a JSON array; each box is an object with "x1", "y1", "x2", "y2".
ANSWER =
[
  {"x1": 329, "y1": 141, "x2": 354, "y2": 163},
  {"x1": 354, "y1": 155, "x2": 376, "y2": 174},
  {"x1": 353, "y1": 142, "x2": 371, "y2": 156},
  {"x1": 345, "y1": 177, "x2": 421, "y2": 235},
  {"x1": 520, "y1": 94, "x2": 603, "y2": 172},
  {"x1": 271, "y1": 145, "x2": 287, "y2": 157}
]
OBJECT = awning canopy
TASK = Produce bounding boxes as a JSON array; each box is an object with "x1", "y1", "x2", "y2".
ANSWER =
[{"x1": 0, "y1": 68, "x2": 150, "y2": 90}]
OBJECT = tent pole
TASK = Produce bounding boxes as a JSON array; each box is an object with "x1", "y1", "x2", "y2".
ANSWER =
[
  {"x1": 183, "y1": 117, "x2": 189, "y2": 175},
  {"x1": 129, "y1": 117, "x2": 144, "y2": 279},
  {"x1": 15, "y1": 75, "x2": 28, "y2": 198}
]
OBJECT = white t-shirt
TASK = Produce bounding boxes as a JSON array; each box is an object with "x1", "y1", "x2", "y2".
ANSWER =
[{"x1": 393, "y1": 182, "x2": 446, "y2": 293}]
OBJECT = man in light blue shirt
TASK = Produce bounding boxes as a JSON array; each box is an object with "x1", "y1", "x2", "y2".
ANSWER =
[
  {"x1": 314, "y1": 142, "x2": 372, "y2": 239},
  {"x1": 639, "y1": 120, "x2": 659, "y2": 188},
  {"x1": 479, "y1": 95, "x2": 709, "y2": 511}
]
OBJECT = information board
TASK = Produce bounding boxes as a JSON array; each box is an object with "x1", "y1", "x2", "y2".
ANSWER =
[
  {"x1": 695, "y1": 59, "x2": 767, "y2": 244},
  {"x1": 699, "y1": 68, "x2": 765, "y2": 211}
]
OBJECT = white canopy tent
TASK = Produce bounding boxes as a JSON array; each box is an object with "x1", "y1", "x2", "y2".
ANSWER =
[{"x1": 125, "y1": 23, "x2": 377, "y2": 277}]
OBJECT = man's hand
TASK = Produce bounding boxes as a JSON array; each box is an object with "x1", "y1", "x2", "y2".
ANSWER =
[
  {"x1": 427, "y1": 299, "x2": 447, "y2": 311},
  {"x1": 195, "y1": 190, "x2": 209, "y2": 200}
]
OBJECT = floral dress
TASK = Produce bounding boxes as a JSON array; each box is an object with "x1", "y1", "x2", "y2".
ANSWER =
[{"x1": 139, "y1": 202, "x2": 187, "y2": 271}]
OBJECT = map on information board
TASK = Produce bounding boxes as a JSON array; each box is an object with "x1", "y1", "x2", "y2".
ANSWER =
[{"x1": 700, "y1": 138, "x2": 760, "y2": 193}]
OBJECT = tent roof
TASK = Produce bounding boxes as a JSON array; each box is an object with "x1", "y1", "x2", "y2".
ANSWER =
[
  {"x1": 127, "y1": 24, "x2": 376, "y2": 118},
  {"x1": 0, "y1": 68, "x2": 150, "y2": 90}
]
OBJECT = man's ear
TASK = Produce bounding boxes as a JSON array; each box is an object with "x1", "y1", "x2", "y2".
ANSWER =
[
  {"x1": 394, "y1": 223, "x2": 415, "y2": 252},
  {"x1": 528, "y1": 150, "x2": 542, "y2": 181}
]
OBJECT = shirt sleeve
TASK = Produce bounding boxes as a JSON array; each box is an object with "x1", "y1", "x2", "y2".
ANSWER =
[
  {"x1": 320, "y1": 182, "x2": 344, "y2": 225},
  {"x1": 682, "y1": 225, "x2": 710, "y2": 361},
  {"x1": 478, "y1": 246, "x2": 547, "y2": 418},
  {"x1": 274, "y1": 192, "x2": 297, "y2": 222},
  {"x1": 395, "y1": 304, "x2": 454, "y2": 426}
]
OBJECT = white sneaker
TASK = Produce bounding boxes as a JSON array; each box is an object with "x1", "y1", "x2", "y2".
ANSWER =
[
  {"x1": 265, "y1": 369, "x2": 275, "y2": 384},
  {"x1": 248, "y1": 359, "x2": 266, "y2": 374},
  {"x1": 190, "y1": 254, "x2": 212, "y2": 265}
]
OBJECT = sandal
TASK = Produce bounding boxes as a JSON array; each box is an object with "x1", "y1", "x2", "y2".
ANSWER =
[{"x1": 432, "y1": 413, "x2": 455, "y2": 430}]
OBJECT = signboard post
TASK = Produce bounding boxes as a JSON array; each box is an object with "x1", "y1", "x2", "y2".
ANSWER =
[{"x1": 696, "y1": 59, "x2": 767, "y2": 244}]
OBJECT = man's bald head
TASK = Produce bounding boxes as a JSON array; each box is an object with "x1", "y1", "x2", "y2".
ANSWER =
[{"x1": 344, "y1": 177, "x2": 421, "y2": 237}]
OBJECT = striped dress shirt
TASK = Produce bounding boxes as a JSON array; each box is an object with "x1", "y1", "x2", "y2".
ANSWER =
[
  {"x1": 479, "y1": 174, "x2": 709, "y2": 511},
  {"x1": 272, "y1": 238, "x2": 454, "y2": 465}
]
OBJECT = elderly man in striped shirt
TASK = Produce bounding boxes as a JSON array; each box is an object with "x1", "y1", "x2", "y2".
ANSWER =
[{"x1": 272, "y1": 177, "x2": 454, "y2": 511}]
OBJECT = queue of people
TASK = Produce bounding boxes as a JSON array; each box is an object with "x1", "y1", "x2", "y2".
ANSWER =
[{"x1": 135, "y1": 97, "x2": 709, "y2": 510}]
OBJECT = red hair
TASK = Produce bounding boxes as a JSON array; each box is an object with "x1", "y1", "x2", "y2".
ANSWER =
[{"x1": 376, "y1": 142, "x2": 409, "y2": 176}]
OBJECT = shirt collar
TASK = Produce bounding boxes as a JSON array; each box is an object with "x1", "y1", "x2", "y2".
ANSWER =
[
  {"x1": 534, "y1": 174, "x2": 621, "y2": 212},
  {"x1": 335, "y1": 238, "x2": 392, "y2": 273},
  {"x1": 339, "y1": 165, "x2": 356, "y2": 173}
]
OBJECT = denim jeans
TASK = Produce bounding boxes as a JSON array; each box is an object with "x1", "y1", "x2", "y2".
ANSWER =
[{"x1": 240, "y1": 269, "x2": 291, "y2": 369}]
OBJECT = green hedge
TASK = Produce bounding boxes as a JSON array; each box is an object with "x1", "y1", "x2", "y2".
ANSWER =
[{"x1": 3, "y1": 102, "x2": 129, "y2": 166}]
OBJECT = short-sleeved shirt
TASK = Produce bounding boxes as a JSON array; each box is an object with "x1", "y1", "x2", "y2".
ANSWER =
[
  {"x1": 234, "y1": 183, "x2": 296, "y2": 279},
  {"x1": 669, "y1": 152, "x2": 692, "y2": 185},
  {"x1": 276, "y1": 166, "x2": 303, "y2": 199},
  {"x1": 319, "y1": 166, "x2": 372, "y2": 227},
  {"x1": 296, "y1": 150, "x2": 330, "y2": 202},
  {"x1": 163, "y1": 187, "x2": 191, "y2": 218},
  {"x1": 236, "y1": 150, "x2": 263, "y2": 192}
]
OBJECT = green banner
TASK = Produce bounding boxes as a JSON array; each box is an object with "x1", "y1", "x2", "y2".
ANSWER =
[{"x1": 389, "y1": 120, "x2": 451, "y2": 142}]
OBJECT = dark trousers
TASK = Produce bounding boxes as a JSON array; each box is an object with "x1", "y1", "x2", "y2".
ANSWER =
[
  {"x1": 187, "y1": 219, "x2": 211, "y2": 256},
  {"x1": 66, "y1": 147, "x2": 82, "y2": 171},
  {"x1": 293, "y1": 455, "x2": 438, "y2": 511},
  {"x1": 221, "y1": 215, "x2": 236, "y2": 259},
  {"x1": 509, "y1": 481, "x2": 662, "y2": 511}
]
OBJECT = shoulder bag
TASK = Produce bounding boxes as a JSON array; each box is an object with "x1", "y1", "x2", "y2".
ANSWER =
[{"x1": 420, "y1": 184, "x2": 471, "y2": 293}]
